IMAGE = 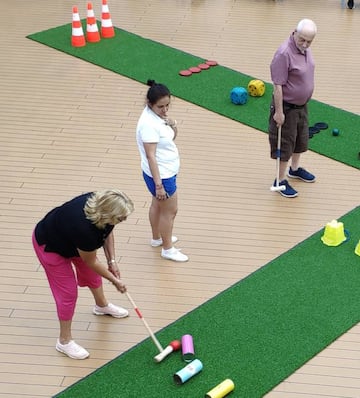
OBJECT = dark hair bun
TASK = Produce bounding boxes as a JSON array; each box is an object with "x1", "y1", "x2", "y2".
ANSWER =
[
  {"x1": 146, "y1": 81, "x2": 170, "y2": 105},
  {"x1": 147, "y1": 79, "x2": 156, "y2": 87}
]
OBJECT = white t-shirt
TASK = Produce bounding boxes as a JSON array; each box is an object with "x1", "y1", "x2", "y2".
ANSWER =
[{"x1": 136, "y1": 105, "x2": 180, "y2": 178}]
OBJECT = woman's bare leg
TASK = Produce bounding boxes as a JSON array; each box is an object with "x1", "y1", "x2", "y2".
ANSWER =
[{"x1": 149, "y1": 192, "x2": 178, "y2": 249}]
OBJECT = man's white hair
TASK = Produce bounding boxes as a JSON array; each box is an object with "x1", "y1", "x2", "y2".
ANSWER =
[{"x1": 296, "y1": 19, "x2": 317, "y2": 35}]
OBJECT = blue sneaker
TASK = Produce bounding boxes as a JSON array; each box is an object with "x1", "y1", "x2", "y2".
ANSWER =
[
  {"x1": 273, "y1": 179, "x2": 298, "y2": 198},
  {"x1": 287, "y1": 167, "x2": 316, "y2": 182}
]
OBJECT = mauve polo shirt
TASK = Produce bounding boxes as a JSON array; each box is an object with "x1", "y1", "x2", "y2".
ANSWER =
[{"x1": 270, "y1": 33, "x2": 315, "y2": 106}]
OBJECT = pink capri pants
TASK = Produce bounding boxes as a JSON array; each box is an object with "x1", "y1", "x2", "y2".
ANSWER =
[{"x1": 32, "y1": 231, "x2": 102, "y2": 321}]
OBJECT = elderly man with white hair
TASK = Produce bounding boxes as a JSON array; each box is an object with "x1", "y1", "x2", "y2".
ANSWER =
[{"x1": 268, "y1": 19, "x2": 317, "y2": 198}]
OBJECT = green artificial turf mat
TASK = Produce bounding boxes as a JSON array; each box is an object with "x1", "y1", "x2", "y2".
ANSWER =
[
  {"x1": 54, "y1": 207, "x2": 360, "y2": 398},
  {"x1": 27, "y1": 23, "x2": 360, "y2": 170}
]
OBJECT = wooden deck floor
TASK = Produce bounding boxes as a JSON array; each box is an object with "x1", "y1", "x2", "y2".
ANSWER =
[{"x1": 0, "y1": 0, "x2": 359, "y2": 397}]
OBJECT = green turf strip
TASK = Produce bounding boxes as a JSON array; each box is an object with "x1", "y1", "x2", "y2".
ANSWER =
[
  {"x1": 27, "y1": 23, "x2": 360, "y2": 170},
  {"x1": 54, "y1": 206, "x2": 360, "y2": 397}
]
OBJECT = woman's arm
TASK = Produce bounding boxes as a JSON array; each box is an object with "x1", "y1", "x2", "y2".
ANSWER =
[
  {"x1": 102, "y1": 231, "x2": 120, "y2": 278},
  {"x1": 144, "y1": 142, "x2": 161, "y2": 186},
  {"x1": 143, "y1": 142, "x2": 167, "y2": 200},
  {"x1": 165, "y1": 118, "x2": 178, "y2": 140},
  {"x1": 78, "y1": 248, "x2": 126, "y2": 293}
]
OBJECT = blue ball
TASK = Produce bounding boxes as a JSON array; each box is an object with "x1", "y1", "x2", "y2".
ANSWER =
[{"x1": 230, "y1": 87, "x2": 248, "y2": 105}]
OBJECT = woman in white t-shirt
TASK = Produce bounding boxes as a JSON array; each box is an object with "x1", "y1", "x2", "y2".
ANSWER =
[{"x1": 136, "y1": 80, "x2": 188, "y2": 262}]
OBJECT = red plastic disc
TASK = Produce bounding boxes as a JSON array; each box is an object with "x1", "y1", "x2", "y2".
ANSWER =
[
  {"x1": 205, "y1": 60, "x2": 218, "y2": 66},
  {"x1": 198, "y1": 63, "x2": 210, "y2": 70},
  {"x1": 188, "y1": 66, "x2": 201, "y2": 73},
  {"x1": 179, "y1": 70, "x2": 192, "y2": 76}
]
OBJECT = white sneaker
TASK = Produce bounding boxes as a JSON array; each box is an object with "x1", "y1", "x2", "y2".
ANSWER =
[
  {"x1": 56, "y1": 339, "x2": 89, "y2": 360},
  {"x1": 161, "y1": 247, "x2": 189, "y2": 262},
  {"x1": 93, "y1": 302, "x2": 129, "y2": 318},
  {"x1": 151, "y1": 236, "x2": 178, "y2": 247}
]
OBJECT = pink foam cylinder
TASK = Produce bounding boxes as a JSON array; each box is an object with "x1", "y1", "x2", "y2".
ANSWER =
[{"x1": 181, "y1": 334, "x2": 195, "y2": 362}]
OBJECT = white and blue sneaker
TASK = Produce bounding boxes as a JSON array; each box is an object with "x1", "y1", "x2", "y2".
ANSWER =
[
  {"x1": 273, "y1": 179, "x2": 298, "y2": 198},
  {"x1": 287, "y1": 167, "x2": 316, "y2": 182}
]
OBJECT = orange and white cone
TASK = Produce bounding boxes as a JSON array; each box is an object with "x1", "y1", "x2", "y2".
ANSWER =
[
  {"x1": 71, "y1": 6, "x2": 86, "y2": 47},
  {"x1": 86, "y1": 2, "x2": 100, "y2": 42},
  {"x1": 101, "y1": 0, "x2": 115, "y2": 38}
]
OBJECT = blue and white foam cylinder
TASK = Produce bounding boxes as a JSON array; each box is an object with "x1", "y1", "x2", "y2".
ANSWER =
[{"x1": 173, "y1": 359, "x2": 203, "y2": 385}]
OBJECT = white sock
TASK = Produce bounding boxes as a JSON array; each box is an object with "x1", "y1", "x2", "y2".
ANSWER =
[{"x1": 162, "y1": 247, "x2": 176, "y2": 254}]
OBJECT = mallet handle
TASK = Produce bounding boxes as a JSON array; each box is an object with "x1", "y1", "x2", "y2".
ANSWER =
[
  {"x1": 125, "y1": 292, "x2": 164, "y2": 353},
  {"x1": 275, "y1": 125, "x2": 281, "y2": 186}
]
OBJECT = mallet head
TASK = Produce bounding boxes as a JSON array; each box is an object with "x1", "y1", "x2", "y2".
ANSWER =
[
  {"x1": 154, "y1": 340, "x2": 181, "y2": 363},
  {"x1": 270, "y1": 184, "x2": 286, "y2": 192}
]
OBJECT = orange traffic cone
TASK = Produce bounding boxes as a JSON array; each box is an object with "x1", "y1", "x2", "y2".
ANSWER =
[
  {"x1": 71, "y1": 6, "x2": 86, "y2": 47},
  {"x1": 101, "y1": 0, "x2": 115, "y2": 38},
  {"x1": 86, "y1": 2, "x2": 100, "y2": 42}
]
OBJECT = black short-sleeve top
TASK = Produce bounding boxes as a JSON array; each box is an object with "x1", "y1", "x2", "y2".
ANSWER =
[{"x1": 34, "y1": 192, "x2": 114, "y2": 258}]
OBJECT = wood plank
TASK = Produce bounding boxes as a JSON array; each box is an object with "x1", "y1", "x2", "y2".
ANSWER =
[{"x1": 0, "y1": 0, "x2": 359, "y2": 397}]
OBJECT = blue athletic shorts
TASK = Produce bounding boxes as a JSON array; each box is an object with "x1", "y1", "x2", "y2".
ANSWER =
[{"x1": 142, "y1": 172, "x2": 177, "y2": 197}]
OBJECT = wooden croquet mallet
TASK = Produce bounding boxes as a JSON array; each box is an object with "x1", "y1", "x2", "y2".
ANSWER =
[{"x1": 125, "y1": 292, "x2": 164, "y2": 353}]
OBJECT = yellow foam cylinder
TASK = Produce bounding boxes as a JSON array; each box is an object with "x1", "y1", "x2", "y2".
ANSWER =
[
  {"x1": 321, "y1": 219, "x2": 346, "y2": 247},
  {"x1": 205, "y1": 379, "x2": 235, "y2": 398},
  {"x1": 355, "y1": 240, "x2": 360, "y2": 256}
]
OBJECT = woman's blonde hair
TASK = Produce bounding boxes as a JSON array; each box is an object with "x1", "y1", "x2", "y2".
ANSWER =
[{"x1": 84, "y1": 189, "x2": 134, "y2": 229}]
